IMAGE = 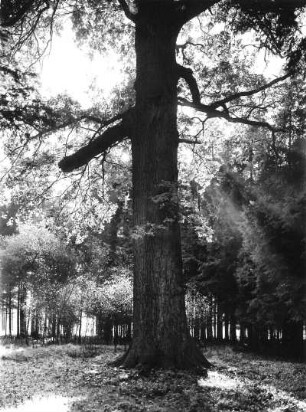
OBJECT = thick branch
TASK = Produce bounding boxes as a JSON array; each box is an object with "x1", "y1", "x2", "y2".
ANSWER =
[
  {"x1": 179, "y1": 97, "x2": 283, "y2": 132},
  {"x1": 177, "y1": 64, "x2": 201, "y2": 104},
  {"x1": 81, "y1": 110, "x2": 129, "y2": 126},
  {"x1": 118, "y1": 0, "x2": 137, "y2": 22},
  {"x1": 211, "y1": 72, "x2": 291, "y2": 109},
  {"x1": 179, "y1": 138, "x2": 202, "y2": 144},
  {"x1": 178, "y1": 0, "x2": 219, "y2": 24},
  {"x1": 237, "y1": 0, "x2": 306, "y2": 11},
  {"x1": 30, "y1": 109, "x2": 132, "y2": 141},
  {"x1": 59, "y1": 122, "x2": 129, "y2": 173}
]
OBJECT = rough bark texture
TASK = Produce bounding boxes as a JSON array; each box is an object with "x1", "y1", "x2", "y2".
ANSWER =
[{"x1": 117, "y1": 3, "x2": 210, "y2": 371}]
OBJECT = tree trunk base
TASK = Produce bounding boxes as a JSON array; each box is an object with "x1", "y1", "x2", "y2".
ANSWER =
[{"x1": 111, "y1": 338, "x2": 211, "y2": 373}]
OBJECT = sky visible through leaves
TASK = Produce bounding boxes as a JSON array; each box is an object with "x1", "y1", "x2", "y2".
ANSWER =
[
  {"x1": 39, "y1": 21, "x2": 284, "y2": 110},
  {"x1": 39, "y1": 21, "x2": 123, "y2": 108}
]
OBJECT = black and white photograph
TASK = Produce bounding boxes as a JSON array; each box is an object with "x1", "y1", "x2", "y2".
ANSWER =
[{"x1": 0, "y1": 1, "x2": 305, "y2": 410}]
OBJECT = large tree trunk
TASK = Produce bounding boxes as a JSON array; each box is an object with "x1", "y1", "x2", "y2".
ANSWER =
[{"x1": 120, "y1": 4, "x2": 209, "y2": 370}]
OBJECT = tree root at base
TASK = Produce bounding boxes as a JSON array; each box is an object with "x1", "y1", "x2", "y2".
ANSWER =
[{"x1": 110, "y1": 339, "x2": 211, "y2": 374}]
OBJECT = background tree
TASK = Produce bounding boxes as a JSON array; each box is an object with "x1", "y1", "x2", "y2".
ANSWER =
[
  {"x1": 183, "y1": 71, "x2": 306, "y2": 357},
  {"x1": 0, "y1": 224, "x2": 76, "y2": 339}
]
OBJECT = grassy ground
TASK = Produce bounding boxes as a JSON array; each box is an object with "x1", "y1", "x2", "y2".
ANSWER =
[{"x1": 0, "y1": 343, "x2": 305, "y2": 411}]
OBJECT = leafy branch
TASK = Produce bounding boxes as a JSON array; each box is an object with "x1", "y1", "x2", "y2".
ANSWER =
[
  {"x1": 179, "y1": 97, "x2": 283, "y2": 132},
  {"x1": 210, "y1": 72, "x2": 291, "y2": 109},
  {"x1": 58, "y1": 109, "x2": 134, "y2": 172},
  {"x1": 178, "y1": 69, "x2": 291, "y2": 133}
]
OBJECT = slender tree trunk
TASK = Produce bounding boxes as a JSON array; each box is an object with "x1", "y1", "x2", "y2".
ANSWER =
[
  {"x1": 230, "y1": 313, "x2": 237, "y2": 343},
  {"x1": 213, "y1": 298, "x2": 217, "y2": 340},
  {"x1": 57, "y1": 316, "x2": 61, "y2": 342},
  {"x1": 43, "y1": 311, "x2": 47, "y2": 342},
  {"x1": 217, "y1": 303, "x2": 223, "y2": 341},
  {"x1": 102, "y1": 316, "x2": 113, "y2": 345},
  {"x1": 224, "y1": 312, "x2": 229, "y2": 341},
  {"x1": 19, "y1": 285, "x2": 27, "y2": 337},
  {"x1": 240, "y1": 323, "x2": 246, "y2": 343},
  {"x1": 78, "y1": 310, "x2": 82, "y2": 343},
  {"x1": 207, "y1": 296, "x2": 213, "y2": 342},
  {"x1": 8, "y1": 289, "x2": 12, "y2": 337},
  {"x1": 127, "y1": 321, "x2": 132, "y2": 340},
  {"x1": 194, "y1": 315, "x2": 200, "y2": 341},
  {"x1": 4, "y1": 305, "x2": 8, "y2": 335},
  {"x1": 96, "y1": 315, "x2": 104, "y2": 341},
  {"x1": 31, "y1": 309, "x2": 39, "y2": 338},
  {"x1": 200, "y1": 321, "x2": 207, "y2": 343},
  {"x1": 121, "y1": 4, "x2": 209, "y2": 370},
  {"x1": 17, "y1": 287, "x2": 20, "y2": 337},
  {"x1": 5, "y1": 301, "x2": 8, "y2": 335},
  {"x1": 52, "y1": 313, "x2": 57, "y2": 339}
]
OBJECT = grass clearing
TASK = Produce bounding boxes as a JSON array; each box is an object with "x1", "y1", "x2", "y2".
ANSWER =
[{"x1": 0, "y1": 343, "x2": 305, "y2": 411}]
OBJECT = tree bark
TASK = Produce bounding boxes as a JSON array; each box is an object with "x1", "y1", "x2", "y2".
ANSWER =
[
  {"x1": 230, "y1": 313, "x2": 237, "y2": 342},
  {"x1": 207, "y1": 296, "x2": 213, "y2": 342},
  {"x1": 119, "y1": 4, "x2": 209, "y2": 370},
  {"x1": 17, "y1": 287, "x2": 20, "y2": 337},
  {"x1": 78, "y1": 310, "x2": 82, "y2": 343},
  {"x1": 224, "y1": 312, "x2": 229, "y2": 341},
  {"x1": 217, "y1": 303, "x2": 223, "y2": 341},
  {"x1": 8, "y1": 289, "x2": 12, "y2": 337},
  {"x1": 19, "y1": 284, "x2": 27, "y2": 337}
]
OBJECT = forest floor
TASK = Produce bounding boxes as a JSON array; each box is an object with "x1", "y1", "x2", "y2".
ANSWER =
[{"x1": 0, "y1": 343, "x2": 305, "y2": 412}]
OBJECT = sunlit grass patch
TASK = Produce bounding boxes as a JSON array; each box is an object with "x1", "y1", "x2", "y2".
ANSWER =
[
  {"x1": 0, "y1": 345, "x2": 29, "y2": 362},
  {"x1": 0, "y1": 344, "x2": 25, "y2": 359},
  {"x1": 199, "y1": 347, "x2": 306, "y2": 412},
  {"x1": 198, "y1": 370, "x2": 242, "y2": 390},
  {"x1": 0, "y1": 395, "x2": 82, "y2": 412}
]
